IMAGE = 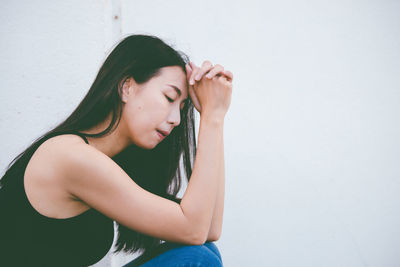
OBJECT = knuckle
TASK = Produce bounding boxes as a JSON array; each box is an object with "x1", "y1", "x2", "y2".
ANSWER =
[
  {"x1": 207, "y1": 69, "x2": 215, "y2": 75},
  {"x1": 214, "y1": 64, "x2": 224, "y2": 70},
  {"x1": 203, "y1": 60, "x2": 213, "y2": 67},
  {"x1": 222, "y1": 78, "x2": 232, "y2": 87}
]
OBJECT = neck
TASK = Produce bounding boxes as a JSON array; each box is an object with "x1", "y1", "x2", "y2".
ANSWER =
[{"x1": 81, "y1": 115, "x2": 132, "y2": 158}]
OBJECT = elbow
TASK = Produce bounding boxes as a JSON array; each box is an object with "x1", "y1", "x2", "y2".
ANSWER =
[
  {"x1": 191, "y1": 235, "x2": 207, "y2": 245},
  {"x1": 192, "y1": 233, "x2": 207, "y2": 245},
  {"x1": 207, "y1": 233, "x2": 221, "y2": 242},
  {"x1": 187, "y1": 226, "x2": 209, "y2": 245},
  {"x1": 207, "y1": 229, "x2": 221, "y2": 242},
  {"x1": 190, "y1": 227, "x2": 222, "y2": 245}
]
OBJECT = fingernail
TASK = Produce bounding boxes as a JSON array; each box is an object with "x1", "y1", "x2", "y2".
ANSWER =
[
  {"x1": 190, "y1": 79, "x2": 194, "y2": 85},
  {"x1": 195, "y1": 75, "x2": 201, "y2": 80}
]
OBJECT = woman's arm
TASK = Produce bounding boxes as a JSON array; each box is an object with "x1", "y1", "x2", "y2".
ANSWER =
[
  {"x1": 186, "y1": 62, "x2": 232, "y2": 242},
  {"x1": 179, "y1": 114, "x2": 224, "y2": 243},
  {"x1": 159, "y1": 114, "x2": 226, "y2": 243},
  {"x1": 56, "y1": 114, "x2": 223, "y2": 245},
  {"x1": 166, "y1": 138, "x2": 225, "y2": 243},
  {"x1": 206, "y1": 135, "x2": 225, "y2": 241}
]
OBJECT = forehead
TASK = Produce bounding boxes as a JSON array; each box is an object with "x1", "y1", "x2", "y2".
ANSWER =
[{"x1": 156, "y1": 66, "x2": 188, "y2": 98}]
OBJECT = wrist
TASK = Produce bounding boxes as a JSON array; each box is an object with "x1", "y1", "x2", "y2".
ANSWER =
[{"x1": 200, "y1": 112, "x2": 225, "y2": 125}]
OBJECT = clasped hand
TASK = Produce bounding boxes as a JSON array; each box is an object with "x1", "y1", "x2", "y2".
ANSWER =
[{"x1": 185, "y1": 61, "x2": 233, "y2": 116}]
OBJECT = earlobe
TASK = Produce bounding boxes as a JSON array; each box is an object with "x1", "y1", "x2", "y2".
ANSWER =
[
  {"x1": 120, "y1": 84, "x2": 129, "y2": 104},
  {"x1": 121, "y1": 92, "x2": 128, "y2": 104}
]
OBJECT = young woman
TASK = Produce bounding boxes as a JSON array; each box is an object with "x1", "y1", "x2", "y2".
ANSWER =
[{"x1": 0, "y1": 34, "x2": 233, "y2": 266}]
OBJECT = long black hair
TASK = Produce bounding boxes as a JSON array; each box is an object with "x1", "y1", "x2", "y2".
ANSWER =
[{"x1": 0, "y1": 34, "x2": 197, "y2": 256}]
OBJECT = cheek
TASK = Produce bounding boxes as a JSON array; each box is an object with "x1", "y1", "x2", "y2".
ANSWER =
[
  {"x1": 146, "y1": 95, "x2": 170, "y2": 119},
  {"x1": 126, "y1": 98, "x2": 167, "y2": 130},
  {"x1": 123, "y1": 97, "x2": 170, "y2": 148}
]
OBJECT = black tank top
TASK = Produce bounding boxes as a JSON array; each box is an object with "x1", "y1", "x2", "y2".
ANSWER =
[{"x1": 0, "y1": 131, "x2": 115, "y2": 266}]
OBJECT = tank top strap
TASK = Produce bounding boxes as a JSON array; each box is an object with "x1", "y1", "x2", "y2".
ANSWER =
[
  {"x1": 70, "y1": 131, "x2": 89, "y2": 144},
  {"x1": 49, "y1": 130, "x2": 89, "y2": 144}
]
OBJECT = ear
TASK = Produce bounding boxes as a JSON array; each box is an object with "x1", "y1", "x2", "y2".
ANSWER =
[{"x1": 120, "y1": 77, "x2": 135, "y2": 103}]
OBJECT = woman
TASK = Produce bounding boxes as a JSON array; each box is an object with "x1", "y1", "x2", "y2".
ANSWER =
[{"x1": 0, "y1": 34, "x2": 233, "y2": 266}]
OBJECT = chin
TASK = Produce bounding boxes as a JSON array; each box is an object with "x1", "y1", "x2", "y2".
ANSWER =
[
  {"x1": 135, "y1": 143, "x2": 155, "y2": 150},
  {"x1": 130, "y1": 135, "x2": 155, "y2": 150},
  {"x1": 137, "y1": 139, "x2": 160, "y2": 150}
]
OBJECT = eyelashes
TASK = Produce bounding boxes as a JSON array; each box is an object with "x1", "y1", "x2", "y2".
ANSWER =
[{"x1": 165, "y1": 95, "x2": 187, "y2": 111}]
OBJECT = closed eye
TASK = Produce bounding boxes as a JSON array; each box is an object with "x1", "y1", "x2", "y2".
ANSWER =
[
  {"x1": 165, "y1": 95, "x2": 174, "y2": 103},
  {"x1": 166, "y1": 94, "x2": 187, "y2": 111}
]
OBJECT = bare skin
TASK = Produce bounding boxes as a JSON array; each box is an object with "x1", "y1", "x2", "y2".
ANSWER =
[{"x1": 23, "y1": 62, "x2": 233, "y2": 244}]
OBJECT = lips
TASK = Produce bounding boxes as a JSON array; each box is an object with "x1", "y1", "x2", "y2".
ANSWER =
[{"x1": 157, "y1": 129, "x2": 170, "y2": 137}]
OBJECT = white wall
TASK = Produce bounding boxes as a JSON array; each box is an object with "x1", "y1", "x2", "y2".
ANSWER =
[{"x1": 1, "y1": 0, "x2": 399, "y2": 266}]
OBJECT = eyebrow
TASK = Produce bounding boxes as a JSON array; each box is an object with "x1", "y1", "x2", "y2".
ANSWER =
[{"x1": 167, "y1": 84, "x2": 187, "y2": 99}]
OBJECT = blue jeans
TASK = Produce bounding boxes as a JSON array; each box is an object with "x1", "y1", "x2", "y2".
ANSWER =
[{"x1": 122, "y1": 241, "x2": 223, "y2": 267}]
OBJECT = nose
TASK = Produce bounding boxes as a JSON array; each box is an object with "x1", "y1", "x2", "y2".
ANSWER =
[{"x1": 167, "y1": 107, "x2": 181, "y2": 127}]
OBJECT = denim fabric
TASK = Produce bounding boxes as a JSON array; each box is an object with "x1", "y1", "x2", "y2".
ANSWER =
[{"x1": 122, "y1": 241, "x2": 222, "y2": 267}]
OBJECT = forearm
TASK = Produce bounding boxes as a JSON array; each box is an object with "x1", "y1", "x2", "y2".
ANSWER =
[
  {"x1": 180, "y1": 114, "x2": 224, "y2": 241},
  {"x1": 206, "y1": 132, "x2": 225, "y2": 241}
]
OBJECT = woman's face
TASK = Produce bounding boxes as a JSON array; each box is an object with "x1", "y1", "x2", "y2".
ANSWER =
[{"x1": 120, "y1": 66, "x2": 189, "y2": 149}]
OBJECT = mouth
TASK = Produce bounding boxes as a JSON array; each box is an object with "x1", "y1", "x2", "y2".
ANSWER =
[
  {"x1": 157, "y1": 130, "x2": 166, "y2": 136},
  {"x1": 157, "y1": 129, "x2": 169, "y2": 137},
  {"x1": 156, "y1": 130, "x2": 167, "y2": 139}
]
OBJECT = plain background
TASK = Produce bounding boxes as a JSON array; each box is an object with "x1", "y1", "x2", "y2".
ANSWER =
[{"x1": 1, "y1": 0, "x2": 399, "y2": 266}]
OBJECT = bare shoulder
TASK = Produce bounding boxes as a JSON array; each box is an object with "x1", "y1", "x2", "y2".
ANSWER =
[
  {"x1": 33, "y1": 134, "x2": 94, "y2": 175},
  {"x1": 43, "y1": 134, "x2": 128, "y2": 199},
  {"x1": 26, "y1": 133, "x2": 118, "y2": 207},
  {"x1": 27, "y1": 133, "x2": 92, "y2": 181},
  {"x1": 37, "y1": 133, "x2": 119, "y2": 188},
  {"x1": 38, "y1": 133, "x2": 89, "y2": 152},
  {"x1": 24, "y1": 133, "x2": 99, "y2": 218}
]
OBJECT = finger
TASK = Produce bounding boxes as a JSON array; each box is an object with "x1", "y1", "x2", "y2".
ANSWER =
[
  {"x1": 189, "y1": 61, "x2": 198, "y2": 81},
  {"x1": 188, "y1": 82, "x2": 202, "y2": 113},
  {"x1": 186, "y1": 62, "x2": 193, "y2": 72},
  {"x1": 204, "y1": 64, "x2": 224, "y2": 79},
  {"x1": 186, "y1": 64, "x2": 199, "y2": 110},
  {"x1": 222, "y1": 70, "x2": 233, "y2": 81},
  {"x1": 189, "y1": 61, "x2": 198, "y2": 70},
  {"x1": 189, "y1": 62, "x2": 200, "y2": 85},
  {"x1": 185, "y1": 63, "x2": 193, "y2": 81},
  {"x1": 194, "y1": 60, "x2": 213, "y2": 81},
  {"x1": 190, "y1": 68, "x2": 199, "y2": 85},
  {"x1": 194, "y1": 60, "x2": 213, "y2": 82}
]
